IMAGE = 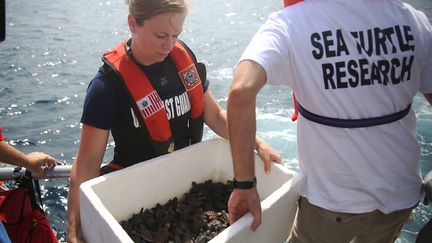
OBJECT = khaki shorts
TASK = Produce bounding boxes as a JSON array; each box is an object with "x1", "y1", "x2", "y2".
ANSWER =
[{"x1": 287, "y1": 197, "x2": 414, "y2": 243}]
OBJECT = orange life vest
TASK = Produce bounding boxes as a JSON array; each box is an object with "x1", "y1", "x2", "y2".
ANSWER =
[{"x1": 103, "y1": 40, "x2": 204, "y2": 154}]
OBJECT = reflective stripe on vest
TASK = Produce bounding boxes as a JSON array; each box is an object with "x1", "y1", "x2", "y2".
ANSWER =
[{"x1": 103, "y1": 40, "x2": 204, "y2": 143}]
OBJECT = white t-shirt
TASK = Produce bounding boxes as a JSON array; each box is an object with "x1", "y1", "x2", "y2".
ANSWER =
[{"x1": 240, "y1": 0, "x2": 432, "y2": 213}]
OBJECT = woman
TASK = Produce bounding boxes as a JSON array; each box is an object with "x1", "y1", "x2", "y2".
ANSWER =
[{"x1": 67, "y1": 0, "x2": 281, "y2": 241}]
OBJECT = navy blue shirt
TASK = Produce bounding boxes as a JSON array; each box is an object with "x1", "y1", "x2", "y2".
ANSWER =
[{"x1": 81, "y1": 50, "x2": 209, "y2": 166}]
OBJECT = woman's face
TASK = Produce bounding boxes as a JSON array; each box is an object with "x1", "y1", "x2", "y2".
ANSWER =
[{"x1": 128, "y1": 11, "x2": 186, "y2": 66}]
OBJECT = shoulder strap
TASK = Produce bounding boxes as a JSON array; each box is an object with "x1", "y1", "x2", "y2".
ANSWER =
[
  {"x1": 17, "y1": 170, "x2": 43, "y2": 211},
  {"x1": 177, "y1": 39, "x2": 197, "y2": 63}
]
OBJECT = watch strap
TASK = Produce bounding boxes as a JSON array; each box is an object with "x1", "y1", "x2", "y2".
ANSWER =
[{"x1": 228, "y1": 177, "x2": 257, "y2": 190}]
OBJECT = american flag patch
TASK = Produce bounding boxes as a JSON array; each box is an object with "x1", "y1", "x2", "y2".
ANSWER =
[{"x1": 136, "y1": 91, "x2": 164, "y2": 118}]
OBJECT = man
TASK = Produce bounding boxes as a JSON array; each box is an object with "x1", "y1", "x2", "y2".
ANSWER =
[{"x1": 227, "y1": 0, "x2": 432, "y2": 242}]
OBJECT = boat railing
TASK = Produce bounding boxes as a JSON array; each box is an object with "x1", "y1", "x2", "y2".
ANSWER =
[
  {"x1": 0, "y1": 165, "x2": 72, "y2": 180},
  {"x1": 0, "y1": 166, "x2": 431, "y2": 205}
]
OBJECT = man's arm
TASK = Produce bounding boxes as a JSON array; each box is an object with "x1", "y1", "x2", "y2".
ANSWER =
[{"x1": 227, "y1": 60, "x2": 267, "y2": 231}]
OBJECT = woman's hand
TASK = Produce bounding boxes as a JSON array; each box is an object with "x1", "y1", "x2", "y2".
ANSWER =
[{"x1": 255, "y1": 138, "x2": 282, "y2": 174}]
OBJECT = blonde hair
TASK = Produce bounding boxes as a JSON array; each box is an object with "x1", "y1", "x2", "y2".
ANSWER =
[{"x1": 125, "y1": 0, "x2": 189, "y2": 25}]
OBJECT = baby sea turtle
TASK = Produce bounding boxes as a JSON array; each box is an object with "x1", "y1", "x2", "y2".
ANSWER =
[{"x1": 120, "y1": 180, "x2": 232, "y2": 242}]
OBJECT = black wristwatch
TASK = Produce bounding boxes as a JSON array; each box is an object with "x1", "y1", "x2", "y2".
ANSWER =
[{"x1": 228, "y1": 177, "x2": 257, "y2": 190}]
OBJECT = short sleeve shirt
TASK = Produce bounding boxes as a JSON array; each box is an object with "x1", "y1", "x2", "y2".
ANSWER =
[{"x1": 239, "y1": 0, "x2": 432, "y2": 213}]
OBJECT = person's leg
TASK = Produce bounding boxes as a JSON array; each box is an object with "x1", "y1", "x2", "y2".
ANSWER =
[
  {"x1": 288, "y1": 197, "x2": 373, "y2": 243},
  {"x1": 352, "y1": 207, "x2": 413, "y2": 243}
]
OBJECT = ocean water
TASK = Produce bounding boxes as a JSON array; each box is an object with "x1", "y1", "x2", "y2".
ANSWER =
[{"x1": 1, "y1": 0, "x2": 431, "y2": 242}]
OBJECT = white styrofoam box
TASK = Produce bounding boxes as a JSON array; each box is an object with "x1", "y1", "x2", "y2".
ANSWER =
[{"x1": 80, "y1": 138, "x2": 303, "y2": 243}]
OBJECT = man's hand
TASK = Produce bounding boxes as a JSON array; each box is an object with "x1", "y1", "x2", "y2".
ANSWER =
[{"x1": 228, "y1": 187, "x2": 262, "y2": 231}]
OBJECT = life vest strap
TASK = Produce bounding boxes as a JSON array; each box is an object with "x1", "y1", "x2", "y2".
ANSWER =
[
  {"x1": 100, "y1": 163, "x2": 124, "y2": 175},
  {"x1": 297, "y1": 102, "x2": 412, "y2": 128}
]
